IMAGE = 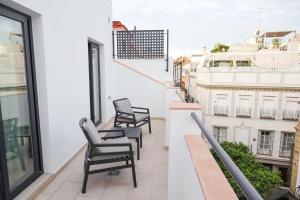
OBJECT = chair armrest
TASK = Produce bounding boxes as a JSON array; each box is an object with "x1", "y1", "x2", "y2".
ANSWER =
[
  {"x1": 91, "y1": 143, "x2": 134, "y2": 156},
  {"x1": 132, "y1": 106, "x2": 149, "y2": 114},
  {"x1": 98, "y1": 129, "x2": 125, "y2": 139},
  {"x1": 116, "y1": 111, "x2": 136, "y2": 122}
]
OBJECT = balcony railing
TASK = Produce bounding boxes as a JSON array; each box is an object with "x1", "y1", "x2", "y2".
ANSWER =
[
  {"x1": 279, "y1": 149, "x2": 291, "y2": 158},
  {"x1": 282, "y1": 110, "x2": 300, "y2": 121},
  {"x1": 257, "y1": 148, "x2": 272, "y2": 156},
  {"x1": 236, "y1": 107, "x2": 251, "y2": 118},
  {"x1": 260, "y1": 109, "x2": 276, "y2": 119},
  {"x1": 214, "y1": 106, "x2": 228, "y2": 116},
  {"x1": 191, "y1": 112, "x2": 263, "y2": 200}
]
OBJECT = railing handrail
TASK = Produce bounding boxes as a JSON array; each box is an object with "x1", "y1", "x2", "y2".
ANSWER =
[
  {"x1": 175, "y1": 90, "x2": 186, "y2": 102},
  {"x1": 191, "y1": 112, "x2": 263, "y2": 200}
]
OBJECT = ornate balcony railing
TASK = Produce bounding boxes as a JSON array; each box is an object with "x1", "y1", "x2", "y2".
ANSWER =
[
  {"x1": 214, "y1": 106, "x2": 228, "y2": 116},
  {"x1": 260, "y1": 108, "x2": 276, "y2": 119},
  {"x1": 236, "y1": 107, "x2": 251, "y2": 118},
  {"x1": 279, "y1": 149, "x2": 291, "y2": 158},
  {"x1": 257, "y1": 148, "x2": 272, "y2": 156},
  {"x1": 282, "y1": 110, "x2": 300, "y2": 121}
]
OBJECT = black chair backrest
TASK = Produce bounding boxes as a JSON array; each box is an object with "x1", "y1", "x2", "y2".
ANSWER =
[
  {"x1": 79, "y1": 118, "x2": 100, "y2": 147},
  {"x1": 113, "y1": 98, "x2": 133, "y2": 114}
]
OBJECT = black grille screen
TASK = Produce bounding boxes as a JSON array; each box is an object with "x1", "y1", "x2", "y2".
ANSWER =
[{"x1": 116, "y1": 30, "x2": 164, "y2": 59}]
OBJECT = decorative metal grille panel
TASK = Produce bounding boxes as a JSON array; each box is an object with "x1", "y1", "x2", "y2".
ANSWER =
[{"x1": 116, "y1": 30, "x2": 165, "y2": 59}]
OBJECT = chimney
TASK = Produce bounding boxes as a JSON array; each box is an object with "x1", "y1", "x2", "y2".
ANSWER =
[{"x1": 203, "y1": 47, "x2": 207, "y2": 55}]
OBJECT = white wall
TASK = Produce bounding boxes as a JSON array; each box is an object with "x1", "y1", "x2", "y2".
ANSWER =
[
  {"x1": 111, "y1": 61, "x2": 166, "y2": 118},
  {"x1": 168, "y1": 107, "x2": 202, "y2": 200},
  {"x1": 116, "y1": 59, "x2": 173, "y2": 82},
  {"x1": 4, "y1": 0, "x2": 113, "y2": 173}
]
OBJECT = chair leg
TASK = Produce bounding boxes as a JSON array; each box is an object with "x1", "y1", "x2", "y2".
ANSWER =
[
  {"x1": 130, "y1": 155, "x2": 137, "y2": 188},
  {"x1": 136, "y1": 138, "x2": 140, "y2": 160},
  {"x1": 140, "y1": 131, "x2": 143, "y2": 148},
  {"x1": 82, "y1": 163, "x2": 90, "y2": 193},
  {"x1": 148, "y1": 118, "x2": 152, "y2": 134},
  {"x1": 113, "y1": 116, "x2": 117, "y2": 127}
]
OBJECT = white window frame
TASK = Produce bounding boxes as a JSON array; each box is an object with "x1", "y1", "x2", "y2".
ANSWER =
[
  {"x1": 279, "y1": 132, "x2": 294, "y2": 157},
  {"x1": 257, "y1": 130, "x2": 274, "y2": 156},
  {"x1": 213, "y1": 126, "x2": 227, "y2": 143}
]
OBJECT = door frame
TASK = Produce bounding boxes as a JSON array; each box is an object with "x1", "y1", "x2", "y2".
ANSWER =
[
  {"x1": 0, "y1": 4, "x2": 43, "y2": 200},
  {"x1": 88, "y1": 41, "x2": 102, "y2": 125}
]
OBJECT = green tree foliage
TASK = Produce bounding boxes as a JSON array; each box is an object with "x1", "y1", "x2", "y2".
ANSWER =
[
  {"x1": 272, "y1": 38, "x2": 281, "y2": 48},
  {"x1": 210, "y1": 142, "x2": 283, "y2": 199},
  {"x1": 174, "y1": 56, "x2": 191, "y2": 65},
  {"x1": 211, "y1": 43, "x2": 230, "y2": 53}
]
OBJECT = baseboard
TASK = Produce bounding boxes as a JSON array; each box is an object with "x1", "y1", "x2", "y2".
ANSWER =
[
  {"x1": 15, "y1": 117, "x2": 114, "y2": 200},
  {"x1": 14, "y1": 143, "x2": 87, "y2": 200}
]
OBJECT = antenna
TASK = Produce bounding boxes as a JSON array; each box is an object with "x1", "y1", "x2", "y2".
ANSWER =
[{"x1": 259, "y1": 7, "x2": 263, "y2": 30}]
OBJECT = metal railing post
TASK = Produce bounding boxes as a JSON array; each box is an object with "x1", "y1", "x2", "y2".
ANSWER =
[{"x1": 165, "y1": 29, "x2": 169, "y2": 72}]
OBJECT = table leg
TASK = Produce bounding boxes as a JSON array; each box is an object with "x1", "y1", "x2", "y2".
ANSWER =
[
  {"x1": 136, "y1": 138, "x2": 140, "y2": 160},
  {"x1": 140, "y1": 133, "x2": 142, "y2": 148}
]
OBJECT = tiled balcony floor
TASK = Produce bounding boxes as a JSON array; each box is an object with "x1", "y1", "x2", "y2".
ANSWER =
[{"x1": 35, "y1": 119, "x2": 168, "y2": 200}]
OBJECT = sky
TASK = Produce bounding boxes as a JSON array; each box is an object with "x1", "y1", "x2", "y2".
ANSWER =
[{"x1": 112, "y1": 0, "x2": 300, "y2": 57}]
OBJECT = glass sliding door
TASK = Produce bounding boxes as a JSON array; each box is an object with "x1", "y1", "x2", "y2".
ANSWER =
[
  {"x1": 88, "y1": 41, "x2": 102, "y2": 125},
  {"x1": 0, "y1": 4, "x2": 42, "y2": 200}
]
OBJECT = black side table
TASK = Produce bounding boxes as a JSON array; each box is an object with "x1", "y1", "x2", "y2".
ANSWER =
[{"x1": 106, "y1": 127, "x2": 142, "y2": 160}]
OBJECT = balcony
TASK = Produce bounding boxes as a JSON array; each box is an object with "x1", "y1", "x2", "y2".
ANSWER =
[
  {"x1": 282, "y1": 110, "x2": 300, "y2": 121},
  {"x1": 236, "y1": 107, "x2": 252, "y2": 118},
  {"x1": 257, "y1": 148, "x2": 272, "y2": 156},
  {"x1": 25, "y1": 86, "x2": 263, "y2": 200},
  {"x1": 260, "y1": 108, "x2": 276, "y2": 119},
  {"x1": 214, "y1": 106, "x2": 228, "y2": 116},
  {"x1": 33, "y1": 120, "x2": 168, "y2": 200},
  {"x1": 279, "y1": 149, "x2": 291, "y2": 158}
]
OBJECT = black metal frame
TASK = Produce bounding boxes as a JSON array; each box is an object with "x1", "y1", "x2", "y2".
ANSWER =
[
  {"x1": 79, "y1": 118, "x2": 137, "y2": 193},
  {"x1": 0, "y1": 4, "x2": 43, "y2": 200},
  {"x1": 112, "y1": 29, "x2": 169, "y2": 71},
  {"x1": 173, "y1": 62, "x2": 183, "y2": 88},
  {"x1": 113, "y1": 98, "x2": 152, "y2": 133},
  {"x1": 108, "y1": 127, "x2": 143, "y2": 160},
  {"x1": 88, "y1": 41, "x2": 102, "y2": 126},
  {"x1": 236, "y1": 107, "x2": 252, "y2": 118}
]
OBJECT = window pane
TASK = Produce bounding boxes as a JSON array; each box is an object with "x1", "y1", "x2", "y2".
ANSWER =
[{"x1": 0, "y1": 15, "x2": 34, "y2": 190}]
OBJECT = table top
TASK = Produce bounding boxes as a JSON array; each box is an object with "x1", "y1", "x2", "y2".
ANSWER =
[{"x1": 106, "y1": 127, "x2": 142, "y2": 138}]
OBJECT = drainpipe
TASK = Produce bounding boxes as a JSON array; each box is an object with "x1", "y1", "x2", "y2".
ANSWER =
[{"x1": 290, "y1": 120, "x2": 300, "y2": 194}]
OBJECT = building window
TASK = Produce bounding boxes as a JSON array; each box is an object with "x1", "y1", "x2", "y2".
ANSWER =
[
  {"x1": 260, "y1": 97, "x2": 276, "y2": 119},
  {"x1": 213, "y1": 127, "x2": 227, "y2": 143},
  {"x1": 279, "y1": 132, "x2": 294, "y2": 157},
  {"x1": 257, "y1": 130, "x2": 274, "y2": 156},
  {"x1": 214, "y1": 94, "x2": 228, "y2": 116},
  {"x1": 236, "y1": 95, "x2": 252, "y2": 118},
  {"x1": 0, "y1": 5, "x2": 43, "y2": 199},
  {"x1": 282, "y1": 97, "x2": 300, "y2": 121}
]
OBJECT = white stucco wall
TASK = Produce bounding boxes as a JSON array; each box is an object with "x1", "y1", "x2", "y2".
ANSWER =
[
  {"x1": 116, "y1": 59, "x2": 173, "y2": 82},
  {"x1": 3, "y1": 0, "x2": 113, "y2": 173},
  {"x1": 111, "y1": 60, "x2": 166, "y2": 118},
  {"x1": 168, "y1": 108, "x2": 203, "y2": 200}
]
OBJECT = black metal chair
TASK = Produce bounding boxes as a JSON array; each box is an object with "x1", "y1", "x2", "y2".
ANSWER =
[
  {"x1": 3, "y1": 118, "x2": 26, "y2": 171},
  {"x1": 79, "y1": 118, "x2": 137, "y2": 193},
  {"x1": 113, "y1": 98, "x2": 152, "y2": 133}
]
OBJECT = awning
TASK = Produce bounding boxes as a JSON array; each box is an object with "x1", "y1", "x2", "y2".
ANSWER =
[{"x1": 261, "y1": 31, "x2": 294, "y2": 38}]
